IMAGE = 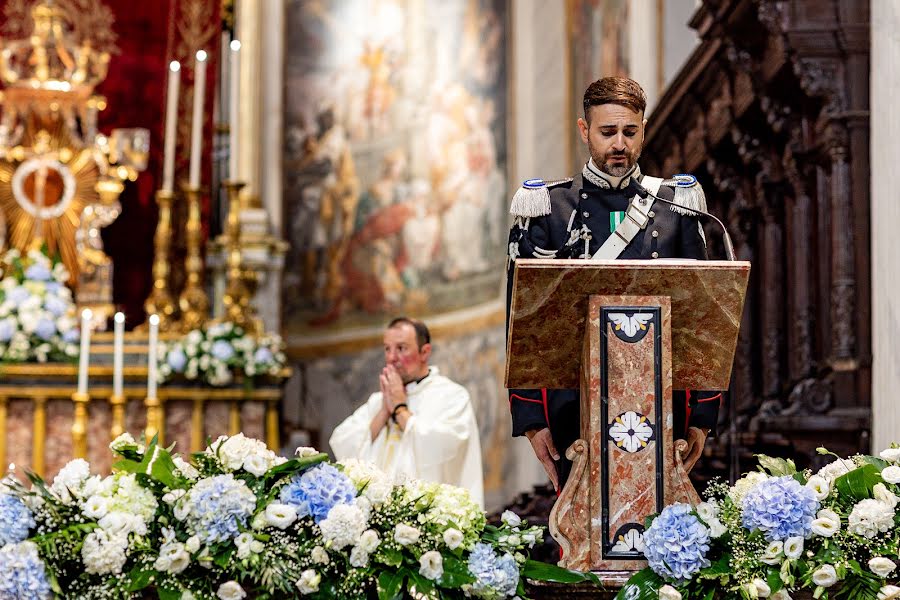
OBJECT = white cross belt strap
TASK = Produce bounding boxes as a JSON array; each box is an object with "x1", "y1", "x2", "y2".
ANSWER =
[{"x1": 591, "y1": 176, "x2": 663, "y2": 260}]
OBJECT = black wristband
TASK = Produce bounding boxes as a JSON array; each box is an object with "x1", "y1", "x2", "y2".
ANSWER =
[{"x1": 391, "y1": 403, "x2": 409, "y2": 423}]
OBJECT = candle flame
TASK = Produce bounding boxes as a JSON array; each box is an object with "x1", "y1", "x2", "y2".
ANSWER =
[
  {"x1": 196, "y1": 50, "x2": 208, "y2": 62},
  {"x1": 81, "y1": 308, "x2": 93, "y2": 320},
  {"x1": 149, "y1": 314, "x2": 160, "y2": 326},
  {"x1": 230, "y1": 40, "x2": 241, "y2": 51},
  {"x1": 169, "y1": 60, "x2": 180, "y2": 72},
  {"x1": 114, "y1": 312, "x2": 125, "y2": 323}
]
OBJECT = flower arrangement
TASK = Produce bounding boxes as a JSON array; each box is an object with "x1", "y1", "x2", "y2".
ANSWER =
[
  {"x1": 0, "y1": 248, "x2": 79, "y2": 363},
  {"x1": 618, "y1": 447, "x2": 900, "y2": 600},
  {"x1": 159, "y1": 321, "x2": 287, "y2": 387},
  {"x1": 0, "y1": 432, "x2": 595, "y2": 599}
]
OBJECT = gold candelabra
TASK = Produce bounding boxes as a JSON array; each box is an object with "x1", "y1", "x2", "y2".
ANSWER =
[
  {"x1": 144, "y1": 395, "x2": 164, "y2": 445},
  {"x1": 178, "y1": 185, "x2": 209, "y2": 332},
  {"x1": 220, "y1": 180, "x2": 261, "y2": 335},
  {"x1": 109, "y1": 394, "x2": 126, "y2": 441},
  {"x1": 71, "y1": 392, "x2": 90, "y2": 458},
  {"x1": 143, "y1": 189, "x2": 178, "y2": 330}
]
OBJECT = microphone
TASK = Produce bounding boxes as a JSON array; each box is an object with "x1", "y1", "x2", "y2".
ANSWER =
[{"x1": 629, "y1": 180, "x2": 736, "y2": 261}]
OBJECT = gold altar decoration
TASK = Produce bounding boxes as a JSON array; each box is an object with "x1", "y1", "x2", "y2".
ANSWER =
[
  {"x1": 178, "y1": 185, "x2": 209, "y2": 332},
  {"x1": 0, "y1": 1, "x2": 147, "y2": 319},
  {"x1": 71, "y1": 391, "x2": 89, "y2": 458},
  {"x1": 144, "y1": 189, "x2": 179, "y2": 331},
  {"x1": 219, "y1": 180, "x2": 261, "y2": 335}
]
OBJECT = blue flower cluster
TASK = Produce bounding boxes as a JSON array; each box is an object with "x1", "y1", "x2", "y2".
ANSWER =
[
  {"x1": 0, "y1": 541, "x2": 52, "y2": 600},
  {"x1": 643, "y1": 503, "x2": 711, "y2": 582},
  {"x1": 0, "y1": 494, "x2": 35, "y2": 546},
  {"x1": 183, "y1": 474, "x2": 256, "y2": 544},
  {"x1": 467, "y1": 542, "x2": 519, "y2": 598},
  {"x1": 279, "y1": 464, "x2": 357, "y2": 524},
  {"x1": 741, "y1": 475, "x2": 819, "y2": 540}
]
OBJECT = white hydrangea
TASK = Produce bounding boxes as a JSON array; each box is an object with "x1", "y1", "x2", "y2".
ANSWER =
[
  {"x1": 207, "y1": 433, "x2": 278, "y2": 475},
  {"x1": 51, "y1": 458, "x2": 91, "y2": 503},
  {"x1": 82, "y1": 529, "x2": 129, "y2": 574},
  {"x1": 818, "y1": 458, "x2": 856, "y2": 481},
  {"x1": 339, "y1": 459, "x2": 393, "y2": 505},
  {"x1": 318, "y1": 504, "x2": 367, "y2": 550},
  {"x1": 729, "y1": 471, "x2": 768, "y2": 504},
  {"x1": 848, "y1": 499, "x2": 895, "y2": 538}
]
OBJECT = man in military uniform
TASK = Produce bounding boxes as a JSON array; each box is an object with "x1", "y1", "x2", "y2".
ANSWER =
[{"x1": 506, "y1": 76, "x2": 721, "y2": 491}]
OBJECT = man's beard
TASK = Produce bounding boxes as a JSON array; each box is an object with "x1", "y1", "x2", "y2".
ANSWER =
[{"x1": 588, "y1": 141, "x2": 638, "y2": 177}]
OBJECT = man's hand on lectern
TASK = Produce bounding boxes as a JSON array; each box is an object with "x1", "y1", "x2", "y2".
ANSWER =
[
  {"x1": 675, "y1": 427, "x2": 708, "y2": 473},
  {"x1": 525, "y1": 428, "x2": 560, "y2": 492}
]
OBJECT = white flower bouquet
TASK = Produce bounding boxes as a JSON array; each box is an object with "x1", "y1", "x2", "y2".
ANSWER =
[
  {"x1": 0, "y1": 432, "x2": 595, "y2": 599},
  {"x1": 0, "y1": 248, "x2": 79, "y2": 363},
  {"x1": 619, "y1": 447, "x2": 900, "y2": 600},
  {"x1": 158, "y1": 322, "x2": 287, "y2": 387}
]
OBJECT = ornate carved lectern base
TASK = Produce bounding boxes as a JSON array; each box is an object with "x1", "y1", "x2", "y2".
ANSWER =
[{"x1": 550, "y1": 295, "x2": 699, "y2": 572}]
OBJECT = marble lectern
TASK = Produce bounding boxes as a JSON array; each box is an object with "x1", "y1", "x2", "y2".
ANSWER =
[{"x1": 506, "y1": 259, "x2": 750, "y2": 574}]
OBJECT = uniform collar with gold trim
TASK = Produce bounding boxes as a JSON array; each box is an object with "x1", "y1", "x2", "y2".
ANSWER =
[{"x1": 582, "y1": 159, "x2": 641, "y2": 190}]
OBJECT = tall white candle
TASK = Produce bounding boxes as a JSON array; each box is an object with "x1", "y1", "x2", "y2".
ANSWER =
[
  {"x1": 113, "y1": 312, "x2": 125, "y2": 398},
  {"x1": 77, "y1": 309, "x2": 92, "y2": 395},
  {"x1": 162, "y1": 61, "x2": 181, "y2": 193},
  {"x1": 147, "y1": 314, "x2": 159, "y2": 398},
  {"x1": 189, "y1": 50, "x2": 208, "y2": 188},
  {"x1": 229, "y1": 40, "x2": 241, "y2": 180}
]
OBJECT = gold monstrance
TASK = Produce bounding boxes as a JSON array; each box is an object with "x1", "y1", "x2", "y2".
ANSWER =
[{"x1": 0, "y1": 1, "x2": 147, "y2": 324}]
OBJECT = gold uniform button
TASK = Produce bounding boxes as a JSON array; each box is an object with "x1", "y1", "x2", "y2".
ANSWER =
[{"x1": 651, "y1": 252, "x2": 659, "y2": 258}]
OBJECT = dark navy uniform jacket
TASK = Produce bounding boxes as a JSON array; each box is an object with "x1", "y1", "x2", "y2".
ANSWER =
[{"x1": 505, "y1": 167, "x2": 721, "y2": 484}]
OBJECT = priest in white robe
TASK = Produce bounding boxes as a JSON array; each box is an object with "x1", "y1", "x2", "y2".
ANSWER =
[{"x1": 329, "y1": 318, "x2": 484, "y2": 507}]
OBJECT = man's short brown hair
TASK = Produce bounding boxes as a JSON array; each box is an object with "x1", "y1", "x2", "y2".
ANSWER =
[
  {"x1": 388, "y1": 317, "x2": 431, "y2": 349},
  {"x1": 583, "y1": 77, "x2": 647, "y2": 121}
]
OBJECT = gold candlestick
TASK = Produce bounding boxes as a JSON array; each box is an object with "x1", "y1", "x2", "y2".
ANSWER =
[
  {"x1": 144, "y1": 395, "x2": 164, "y2": 445},
  {"x1": 144, "y1": 189, "x2": 178, "y2": 330},
  {"x1": 109, "y1": 393, "x2": 126, "y2": 440},
  {"x1": 71, "y1": 392, "x2": 90, "y2": 458},
  {"x1": 221, "y1": 180, "x2": 260, "y2": 335},
  {"x1": 178, "y1": 185, "x2": 209, "y2": 332}
]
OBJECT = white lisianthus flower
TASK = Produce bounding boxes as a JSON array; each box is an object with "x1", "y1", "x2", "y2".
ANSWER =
[
  {"x1": 319, "y1": 504, "x2": 367, "y2": 550},
  {"x1": 707, "y1": 518, "x2": 727, "y2": 539},
  {"x1": 761, "y1": 540, "x2": 784, "y2": 565},
  {"x1": 173, "y1": 456, "x2": 199, "y2": 480},
  {"x1": 882, "y1": 466, "x2": 900, "y2": 484},
  {"x1": 358, "y1": 529, "x2": 380, "y2": 553},
  {"x1": 419, "y1": 550, "x2": 444, "y2": 580},
  {"x1": 185, "y1": 536, "x2": 200, "y2": 553},
  {"x1": 109, "y1": 432, "x2": 139, "y2": 452},
  {"x1": 265, "y1": 503, "x2": 298, "y2": 529},
  {"x1": 811, "y1": 508, "x2": 841, "y2": 537},
  {"x1": 696, "y1": 501, "x2": 719, "y2": 523},
  {"x1": 163, "y1": 489, "x2": 187, "y2": 505},
  {"x1": 752, "y1": 578, "x2": 772, "y2": 598},
  {"x1": 242, "y1": 454, "x2": 270, "y2": 477},
  {"x1": 217, "y1": 581, "x2": 246, "y2": 600},
  {"x1": 805, "y1": 475, "x2": 830, "y2": 500},
  {"x1": 874, "y1": 483, "x2": 899, "y2": 509},
  {"x1": 880, "y1": 448, "x2": 900, "y2": 463},
  {"x1": 812, "y1": 564, "x2": 839, "y2": 588},
  {"x1": 771, "y1": 590, "x2": 793, "y2": 600},
  {"x1": 297, "y1": 570, "x2": 321, "y2": 595},
  {"x1": 818, "y1": 459, "x2": 855, "y2": 481},
  {"x1": 349, "y1": 546, "x2": 369, "y2": 568},
  {"x1": 784, "y1": 536, "x2": 804, "y2": 560},
  {"x1": 81, "y1": 495, "x2": 109, "y2": 520},
  {"x1": 394, "y1": 523, "x2": 422, "y2": 546},
  {"x1": 659, "y1": 585, "x2": 682, "y2": 600},
  {"x1": 501, "y1": 510, "x2": 522, "y2": 527},
  {"x1": 878, "y1": 585, "x2": 900, "y2": 600},
  {"x1": 235, "y1": 532, "x2": 255, "y2": 559},
  {"x1": 154, "y1": 541, "x2": 190, "y2": 574},
  {"x1": 311, "y1": 546, "x2": 329, "y2": 565},
  {"x1": 443, "y1": 527, "x2": 464, "y2": 550},
  {"x1": 870, "y1": 557, "x2": 898, "y2": 578},
  {"x1": 849, "y1": 499, "x2": 895, "y2": 538},
  {"x1": 295, "y1": 446, "x2": 319, "y2": 458}
]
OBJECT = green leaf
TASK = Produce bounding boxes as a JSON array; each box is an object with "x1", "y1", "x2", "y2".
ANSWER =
[
  {"x1": 408, "y1": 571, "x2": 435, "y2": 596},
  {"x1": 126, "y1": 568, "x2": 154, "y2": 592},
  {"x1": 377, "y1": 570, "x2": 404, "y2": 600},
  {"x1": 756, "y1": 455, "x2": 797, "y2": 477},
  {"x1": 835, "y1": 464, "x2": 882, "y2": 500},
  {"x1": 860, "y1": 455, "x2": 890, "y2": 472},
  {"x1": 523, "y1": 559, "x2": 601, "y2": 584},
  {"x1": 615, "y1": 568, "x2": 665, "y2": 600},
  {"x1": 379, "y1": 546, "x2": 404, "y2": 567},
  {"x1": 263, "y1": 454, "x2": 329, "y2": 482},
  {"x1": 157, "y1": 587, "x2": 182, "y2": 600},
  {"x1": 437, "y1": 556, "x2": 476, "y2": 587}
]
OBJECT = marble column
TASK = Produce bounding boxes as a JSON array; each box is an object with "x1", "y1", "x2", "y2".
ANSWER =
[{"x1": 871, "y1": 1, "x2": 900, "y2": 451}]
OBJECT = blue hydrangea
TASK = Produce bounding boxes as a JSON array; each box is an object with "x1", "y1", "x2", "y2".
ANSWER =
[
  {"x1": 181, "y1": 474, "x2": 256, "y2": 544},
  {"x1": 643, "y1": 503, "x2": 711, "y2": 582},
  {"x1": 6, "y1": 287, "x2": 29, "y2": 307},
  {"x1": 24, "y1": 264, "x2": 51, "y2": 282},
  {"x1": 0, "y1": 319, "x2": 14, "y2": 343},
  {"x1": 467, "y1": 542, "x2": 520, "y2": 598},
  {"x1": 0, "y1": 494, "x2": 34, "y2": 546},
  {"x1": 210, "y1": 340, "x2": 235, "y2": 361},
  {"x1": 167, "y1": 347, "x2": 187, "y2": 372},
  {"x1": 742, "y1": 475, "x2": 819, "y2": 541},
  {"x1": 62, "y1": 328, "x2": 79, "y2": 344},
  {"x1": 279, "y1": 463, "x2": 356, "y2": 523},
  {"x1": 43, "y1": 296, "x2": 67, "y2": 317},
  {"x1": 254, "y1": 347, "x2": 274, "y2": 364},
  {"x1": 34, "y1": 318, "x2": 56, "y2": 341},
  {"x1": 45, "y1": 282, "x2": 61, "y2": 294},
  {"x1": 0, "y1": 541, "x2": 52, "y2": 599}
]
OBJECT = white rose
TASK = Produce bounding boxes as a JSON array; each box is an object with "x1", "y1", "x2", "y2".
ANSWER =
[
  {"x1": 659, "y1": 585, "x2": 682, "y2": 600},
  {"x1": 810, "y1": 509, "x2": 841, "y2": 537},
  {"x1": 880, "y1": 449, "x2": 900, "y2": 463},
  {"x1": 217, "y1": 581, "x2": 246, "y2": 600},
  {"x1": 443, "y1": 528, "x2": 464, "y2": 550},
  {"x1": 875, "y1": 483, "x2": 899, "y2": 509},
  {"x1": 358, "y1": 529, "x2": 380, "y2": 553},
  {"x1": 870, "y1": 557, "x2": 897, "y2": 578},
  {"x1": 394, "y1": 523, "x2": 421, "y2": 546},
  {"x1": 806, "y1": 475, "x2": 831, "y2": 500},
  {"x1": 242, "y1": 454, "x2": 270, "y2": 477},
  {"x1": 419, "y1": 550, "x2": 444, "y2": 580},
  {"x1": 297, "y1": 569, "x2": 321, "y2": 595},
  {"x1": 882, "y1": 466, "x2": 900, "y2": 484},
  {"x1": 501, "y1": 510, "x2": 522, "y2": 527},
  {"x1": 752, "y1": 578, "x2": 771, "y2": 598},
  {"x1": 878, "y1": 585, "x2": 900, "y2": 600},
  {"x1": 812, "y1": 564, "x2": 838, "y2": 588},
  {"x1": 784, "y1": 536, "x2": 803, "y2": 560},
  {"x1": 265, "y1": 503, "x2": 298, "y2": 529},
  {"x1": 311, "y1": 546, "x2": 329, "y2": 565},
  {"x1": 761, "y1": 540, "x2": 784, "y2": 565},
  {"x1": 771, "y1": 590, "x2": 792, "y2": 600}
]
